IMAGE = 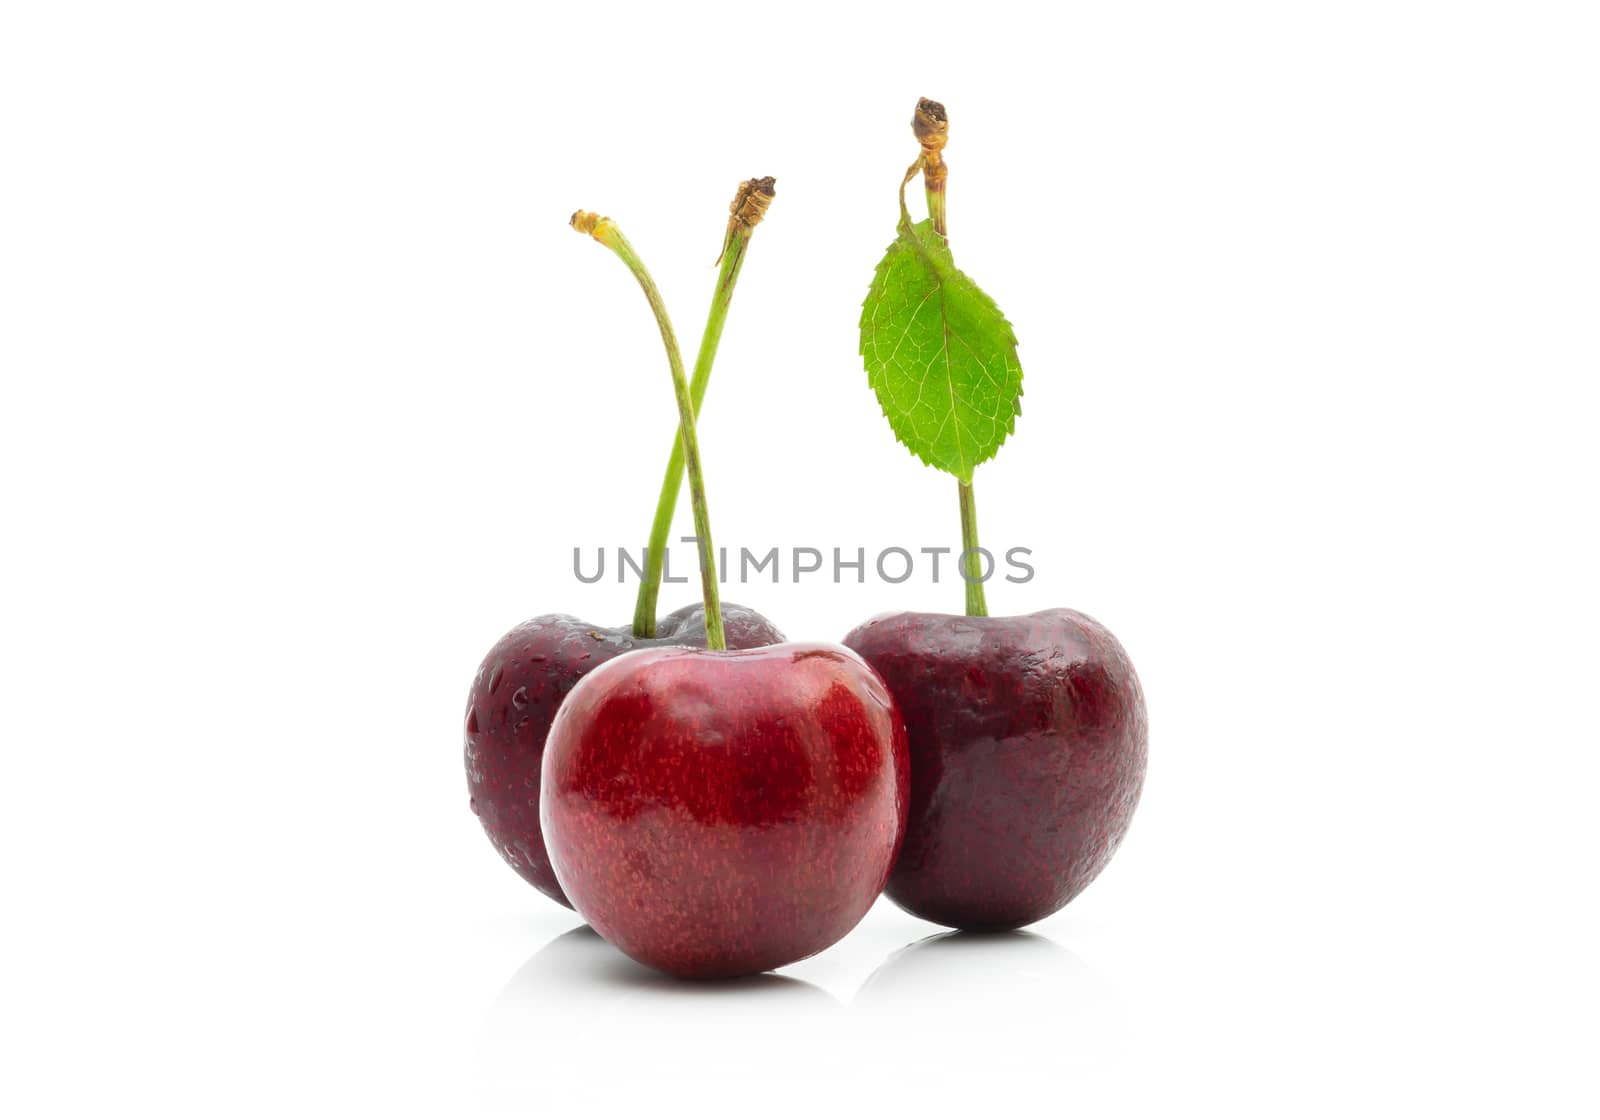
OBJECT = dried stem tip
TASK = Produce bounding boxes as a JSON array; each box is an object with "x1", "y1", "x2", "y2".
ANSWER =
[
  {"x1": 912, "y1": 98, "x2": 948, "y2": 192},
  {"x1": 912, "y1": 98, "x2": 948, "y2": 153},
  {"x1": 727, "y1": 176, "x2": 777, "y2": 234},
  {"x1": 570, "y1": 209, "x2": 609, "y2": 239}
]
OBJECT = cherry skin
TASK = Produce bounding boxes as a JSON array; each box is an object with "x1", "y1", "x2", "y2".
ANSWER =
[
  {"x1": 843, "y1": 608, "x2": 1147, "y2": 931},
  {"x1": 465, "y1": 602, "x2": 783, "y2": 907},
  {"x1": 541, "y1": 642, "x2": 910, "y2": 979}
]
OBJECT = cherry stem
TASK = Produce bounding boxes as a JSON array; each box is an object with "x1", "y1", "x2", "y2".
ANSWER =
[
  {"x1": 632, "y1": 178, "x2": 775, "y2": 638},
  {"x1": 912, "y1": 97, "x2": 987, "y2": 617},
  {"x1": 571, "y1": 210, "x2": 725, "y2": 650},
  {"x1": 958, "y1": 479, "x2": 988, "y2": 616}
]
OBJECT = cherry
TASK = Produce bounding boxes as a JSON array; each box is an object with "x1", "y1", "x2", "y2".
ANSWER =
[
  {"x1": 844, "y1": 608, "x2": 1145, "y2": 930},
  {"x1": 541, "y1": 642, "x2": 908, "y2": 977}
]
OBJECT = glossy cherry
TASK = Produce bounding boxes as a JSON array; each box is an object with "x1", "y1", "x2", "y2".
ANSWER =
[
  {"x1": 541, "y1": 642, "x2": 910, "y2": 978},
  {"x1": 465, "y1": 602, "x2": 783, "y2": 907},
  {"x1": 843, "y1": 607, "x2": 1146, "y2": 931}
]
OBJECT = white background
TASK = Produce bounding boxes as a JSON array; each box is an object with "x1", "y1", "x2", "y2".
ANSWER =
[{"x1": 3, "y1": 2, "x2": 1597, "y2": 1116}]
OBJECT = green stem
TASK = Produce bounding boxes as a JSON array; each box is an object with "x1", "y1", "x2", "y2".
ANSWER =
[
  {"x1": 914, "y1": 98, "x2": 985, "y2": 614},
  {"x1": 958, "y1": 479, "x2": 988, "y2": 616},
  {"x1": 572, "y1": 210, "x2": 725, "y2": 650},
  {"x1": 632, "y1": 178, "x2": 774, "y2": 637}
]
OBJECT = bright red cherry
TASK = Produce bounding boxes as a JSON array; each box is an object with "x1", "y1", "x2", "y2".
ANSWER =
[{"x1": 541, "y1": 642, "x2": 910, "y2": 978}]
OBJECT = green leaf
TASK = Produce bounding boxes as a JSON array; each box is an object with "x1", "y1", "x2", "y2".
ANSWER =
[{"x1": 858, "y1": 218, "x2": 1023, "y2": 482}]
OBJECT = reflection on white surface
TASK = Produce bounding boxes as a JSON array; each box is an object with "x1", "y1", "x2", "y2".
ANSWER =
[
  {"x1": 857, "y1": 930, "x2": 1124, "y2": 1075},
  {"x1": 478, "y1": 919, "x2": 1122, "y2": 1112},
  {"x1": 481, "y1": 925, "x2": 839, "y2": 1108},
  {"x1": 492, "y1": 924, "x2": 837, "y2": 1004}
]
